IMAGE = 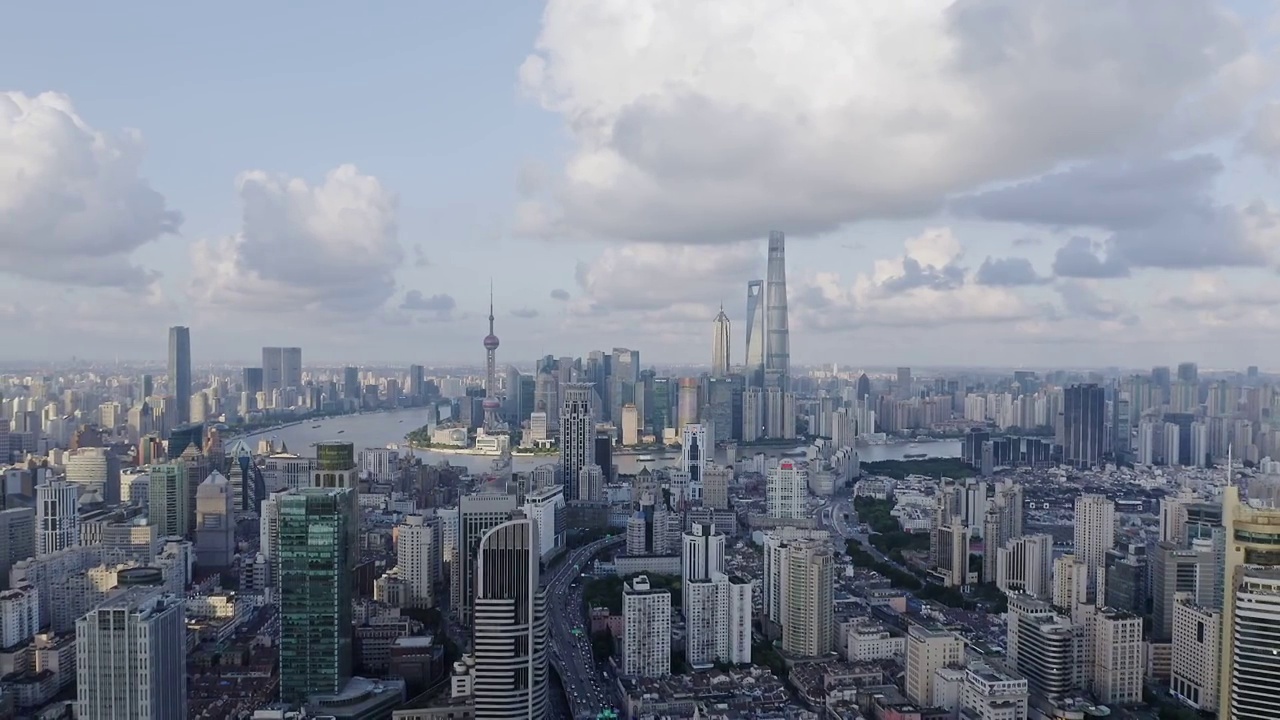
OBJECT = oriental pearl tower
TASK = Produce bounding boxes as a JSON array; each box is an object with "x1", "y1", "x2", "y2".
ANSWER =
[{"x1": 482, "y1": 282, "x2": 505, "y2": 432}]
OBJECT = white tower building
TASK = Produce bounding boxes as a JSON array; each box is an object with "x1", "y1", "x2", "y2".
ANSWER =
[
  {"x1": 767, "y1": 460, "x2": 806, "y2": 519},
  {"x1": 680, "y1": 523, "x2": 725, "y2": 617},
  {"x1": 37, "y1": 480, "x2": 79, "y2": 555},
  {"x1": 622, "y1": 576, "x2": 671, "y2": 677},
  {"x1": 397, "y1": 515, "x2": 438, "y2": 609},
  {"x1": 76, "y1": 589, "x2": 186, "y2": 720},
  {"x1": 1073, "y1": 494, "x2": 1115, "y2": 576}
]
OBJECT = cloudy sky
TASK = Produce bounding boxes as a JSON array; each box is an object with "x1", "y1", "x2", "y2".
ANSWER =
[{"x1": 4, "y1": 1, "x2": 1280, "y2": 369}]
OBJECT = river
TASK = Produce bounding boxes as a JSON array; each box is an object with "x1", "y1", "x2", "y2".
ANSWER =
[{"x1": 241, "y1": 407, "x2": 960, "y2": 474}]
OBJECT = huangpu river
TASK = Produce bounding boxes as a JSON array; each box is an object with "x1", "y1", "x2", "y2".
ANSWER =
[{"x1": 240, "y1": 407, "x2": 960, "y2": 473}]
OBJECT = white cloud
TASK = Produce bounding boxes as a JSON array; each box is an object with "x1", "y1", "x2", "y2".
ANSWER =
[
  {"x1": 572, "y1": 241, "x2": 761, "y2": 314},
  {"x1": 0, "y1": 91, "x2": 181, "y2": 285},
  {"x1": 794, "y1": 228, "x2": 1040, "y2": 330},
  {"x1": 519, "y1": 0, "x2": 1257, "y2": 244},
  {"x1": 190, "y1": 165, "x2": 402, "y2": 314}
]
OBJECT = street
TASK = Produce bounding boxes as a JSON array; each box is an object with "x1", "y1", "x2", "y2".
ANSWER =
[{"x1": 543, "y1": 536, "x2": 624, "y2": 719}]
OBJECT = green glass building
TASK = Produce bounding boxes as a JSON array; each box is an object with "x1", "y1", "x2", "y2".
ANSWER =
[{"x1": 278, "y1": 487, "x2": 353, "y2": 704}]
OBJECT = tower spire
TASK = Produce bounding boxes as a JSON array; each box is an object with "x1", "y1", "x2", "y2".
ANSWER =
[{"x1": 488, "y1": 278, "x2": 495, "y2": 335}]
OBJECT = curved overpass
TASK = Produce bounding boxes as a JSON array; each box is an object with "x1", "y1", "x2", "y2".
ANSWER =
[{"x1": 543, "y1": 535, "x2": 624, "y2": 719}]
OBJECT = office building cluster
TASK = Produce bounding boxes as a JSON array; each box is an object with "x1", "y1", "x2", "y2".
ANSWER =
[{"x1": 2, "y1": 220, "x2": 1280, "y2": 720}]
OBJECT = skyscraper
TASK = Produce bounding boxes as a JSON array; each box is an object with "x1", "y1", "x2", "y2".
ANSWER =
[
  {"x1": 168, "y1": 326, "x2": 191, "y2": 425},
  {"x1": 711, "y1": 305, "x2": 731, "y2": 377},
  {"x1": 681, "y1": 523, "x2": 725, "y2": 614},
  {"x1": 36, "y1": 480, "x2": 78, "y2": 555},
  {"x1": 744, "y1": 280, "x2": 765, "y2": 386},
  {"x1": 676, "y1": 378, "x2": 700, "y2": 429},
  {"x1": 1073, "y1": 494, "x2": 1115, "y2": 577},
  {"x1": 780, "y1": 539, "x2": 834, "y2": 657},
  {"x1": 680, "y1": 423, "x2": 707, "y2": 486},
  {"x1": 397, "y1": 514, "x2": 438, "y2": 609},
  {"x1": 558, "y1": 383, "x2": 596, "y2": 502},
  {"x1": 623, "y1": 576, "x2": 671, "y2": 677},
  {"x1": 76, "y1": 588, "x2": 186, "y2": 720},
  {"x1": 482, "y1": 284, "x2": 504, "y2": 432},
  {"x1": 1063, "y1": 383, "x2": 1106, "y2": 468},
  {"x1": 453, "y1": 490, "x2": 518, "y2": 625},
  {"x1": 148, "y1": 462, "x2": 189, "y2": 538},
  {"x1": 262, "y1": 346, "x2": 303, "y2": 398},
  {"x1": 767, "y1": 460, "x2": 805, "y2": 519},
  {"x1": 472, "y1": 516, "x2": 549, "y2": 718},
  {"x1": 763, "y1": 231, "x2": 790, "y2": 390},
  {"x1": 194, "y1": 471, "x2": 235, "y2": 571},
  {"x1": 278, "y1": 487, "x2": 354, "y2": 704}
]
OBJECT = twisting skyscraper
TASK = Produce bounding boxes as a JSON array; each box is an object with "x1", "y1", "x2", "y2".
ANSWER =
[
  {"x1": 482, "y1": 283, "x2": 504, "y2": 432},
  {"x1": 763, "y1": 231, "x2": 790, "y2": 390},
  {"x1": 711, "y1": 305, "x2": 731, "y2": 377},
  {"x1": 744, "y1": 280, "x2": 765, "y2": 386}
]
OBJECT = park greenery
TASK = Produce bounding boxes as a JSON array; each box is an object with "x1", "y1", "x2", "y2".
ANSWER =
[
  {"x1": 844, "y1": 539, "x2": 1007, "y2": 613},
  {"x1": 861, "y1": 457, "x2": 975, "y2": 480},
  {"x1": 853, "y1": 496, "x2": 931, "y2": 561},
  {"x1": 584, "y1": 573, "x2": 682, "y2": 614}
]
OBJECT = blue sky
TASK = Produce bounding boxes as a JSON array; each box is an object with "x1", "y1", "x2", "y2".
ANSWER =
[{"x1": 4, "y1": 1, "x2": 1280, "y2": 369}]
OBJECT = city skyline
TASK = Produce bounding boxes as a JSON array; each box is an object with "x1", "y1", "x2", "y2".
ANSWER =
[{"x1": 4, "y1": 2, "x2": 1280, "y2": 366}]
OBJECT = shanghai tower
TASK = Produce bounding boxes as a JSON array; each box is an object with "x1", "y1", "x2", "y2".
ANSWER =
[{"x1": 764, "y1": 230, "x2": 790, "y2": 390}]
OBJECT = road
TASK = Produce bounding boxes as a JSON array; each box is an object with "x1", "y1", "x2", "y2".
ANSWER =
[{"x1": 542, "y1": 536, "x2": 624, "y2": 719}]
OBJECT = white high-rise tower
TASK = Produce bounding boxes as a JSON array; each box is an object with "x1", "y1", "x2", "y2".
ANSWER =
[{"x1": 37, "y1": 480, "x2": 79, "y2": 555}]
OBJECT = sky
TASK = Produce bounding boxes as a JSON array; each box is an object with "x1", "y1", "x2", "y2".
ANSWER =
[{"x1": 4, "y1": 0, "x2": 1280, "y2": 370}]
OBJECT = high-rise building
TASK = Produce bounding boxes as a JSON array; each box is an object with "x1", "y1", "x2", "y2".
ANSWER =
[
  {"x1": 194, "y1": 471, "x2": 235, "y2": 571},
  {"x1": 397, "y1": 515, "x2": 438, "y2": 610},
  {"x1": 1151, "y1": 540, "x2": 1214, "y2": 641},
  {"x1": 622, "y1": 576, "x2": 671, "y2": 677},
  {"x1": 558, "y1": 383, "x2": 595, "y2": 502},
  {"x1": 1218, "y1": 480, "x2": 1280, "y2": 720},
  {"x1": 741, "y1": 387, "x2": 763, "y2": 442},
  {"x1": 961, "y1": 662, "x2": 1029, "y2": 720},
  {"x1": 996, "y1": 534, "x2": 1054, "y2": 601},
  {"x1": 472, "y1": 516, "x2": 549, "y2": 718},
  {"x1": 148, "y1": 462, "x2": 189, "y2": 538},
  {"x1": 76, "y1": 588, "x2": 186, "y2": 720},
  {"x1": 0, "y1": 508, "x2": 36, "y2": 590},
  {"x1": 36, "y1": 480, "x2": 79, "y2": 555},
  {"x1": 453, "y1": 490, "x2": 517, "y2": 625},
  {"x1": 711, "y1": 306, "x2": 731, "y2": 377},
  {"x1": 680, "y1": 423, "x2": 707, "y2": 486},
  {"x1": 577, "y1": 464, "x2": 604, "y2": 503},
  {"x1": 1091, "y1": 608, "x2": 1144, "y2": 705},
  {"x1": 278, "y1": 488, "x2": 354, "y2": 704},
  {"x1": 520, "y1": 485, "x2": 565, "y2": 563},
  {"x1": 685, "y1": 572, "x2": 751, "y2": 668},
  {"x1": 1063, "y1": 384, "x2": 1106, "y2": 468},
  {"x1": 744, "y1": 280, "x2": 765, "y2": 386},
  {"x1": 680, "y1": 523, "x2": 725, "y2": 612},
  {"x1": 780, "y1": 539, "x2": 834, "y2": 657},
  {"x1": 896, "y1": 367, "x2": 912, "y2": 399},
  {"x1": 1171, "y1": 597, "x2": 1220, "y2": 712},
  {"x1": 766, "y1": 460, "x2": 805, "y2": 520},
  {"x1": 243, "y1": 366, "x2": 264, "y2": 396},
  {"x1": 702, "y1": 464, "x2": 730, "y2": 510},
  {"x1": 168, "y1": 326, "x2": 191, "y2": 425},
  {"x1": 905, "y1": 625, "x2": 964, "y2": 706},
  {"x1": 343, "y1": 366, "x2": 360, "y2": 402},
  {"x1": 1006, "y1": 595, "x2": 1082, "y2": 699},
  {"x1": 677, "y1": 378, "x2": 700, "y2": 429},
  {"x1": 262, "y1": 346, "x2": 303, "y2": 399},
  {"x1": 1073, "y1": 494, "x2": 1115, "y2": 576},
  {"x1": 981, "y1": 481, "x2": 1024, "y2": 583},
  {"x1": 763, "y1": 231, "x2": 790, "y2": 390}
]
